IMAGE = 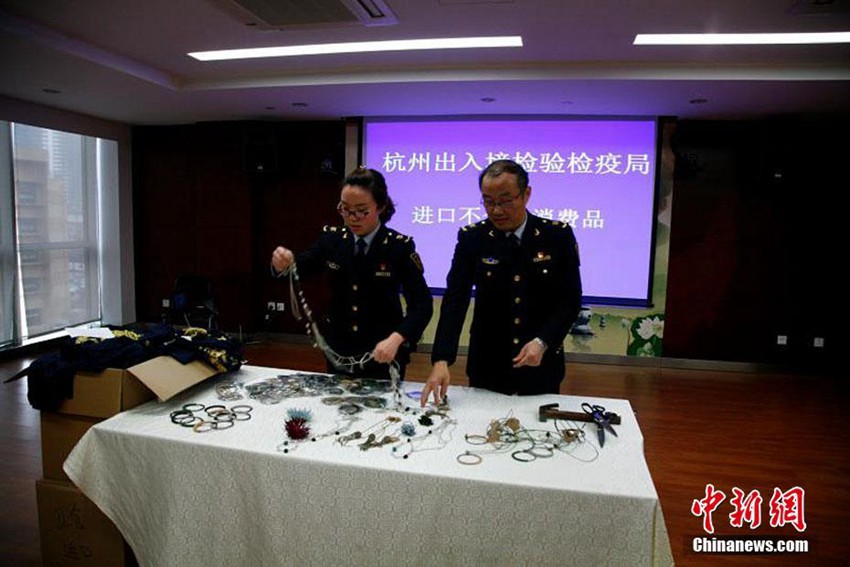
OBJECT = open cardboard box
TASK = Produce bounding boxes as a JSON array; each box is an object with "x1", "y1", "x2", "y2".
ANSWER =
[{"x1": 55, "y1": 356, "x2": 219, "y2": 419}]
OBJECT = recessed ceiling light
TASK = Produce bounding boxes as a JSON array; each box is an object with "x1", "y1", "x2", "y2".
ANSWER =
[
  {"x1": 188, "y1": 36, "x2": 523, "y2": 61},
  {"x1": 634, "y1": 31, "x2": 850, "y2": 45}
]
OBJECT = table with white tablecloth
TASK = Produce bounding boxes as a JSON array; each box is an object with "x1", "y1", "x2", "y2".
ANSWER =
[{"x1": 64, "y1": 365, "x2": 673, "y2": 566}]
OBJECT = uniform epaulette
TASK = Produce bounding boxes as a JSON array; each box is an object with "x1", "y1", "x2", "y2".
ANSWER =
[
  {"x1": 385, "y1": 229, "x2": 411, "y2": 242},
  {"x1": 461, "y1": 219, "x2": 487, "y2": 232},
  {"x1": 322, "y1": 225, "x2": 341, "y2": 233}
]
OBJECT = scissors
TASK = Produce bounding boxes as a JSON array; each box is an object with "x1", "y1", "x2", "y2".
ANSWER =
[{"x1": 581, "y1": 403, "x2": 619, "y2": 447}]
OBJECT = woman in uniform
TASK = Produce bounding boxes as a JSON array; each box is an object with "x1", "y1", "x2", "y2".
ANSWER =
[{"x1": 271, "y1": 167, "x2": 433, "y2": 380}]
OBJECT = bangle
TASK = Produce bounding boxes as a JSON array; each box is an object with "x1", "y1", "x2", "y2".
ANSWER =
[
  {"x1": 511, "y1": 450, "x2": 536, "y2": 463},
  {"x1": 457, "y1": 451, "x2": 483, "y2": 465},
  {"x1": 533, "y1": 337, "x2": 548, "y2": 351}
]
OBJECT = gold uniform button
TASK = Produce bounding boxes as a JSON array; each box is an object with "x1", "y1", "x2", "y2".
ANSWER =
[
  {"x1": 352, "y1": 325, "x2": 358, "y2": 332},
  {"x1": 352, "y1": 305, "x2": 358, "y2": 312},
  {"x1": 513, "y1": 275, "x2": 521, "y2": 282},
  {"x1": 352, "y1": 284, "x2": 358, "y2": 291},
  {"x1": 514, "y1": 318, "x2": 521, "y2": 325},
  {"x1": 514, "y1": 297, "x2": 521, "y2": 304},
  {"x1": 486, "y1": 271, "x2": 492, "y2": 277},
  {"x1": 513, "y1": 338, "x2": 520, "y2": 345}
]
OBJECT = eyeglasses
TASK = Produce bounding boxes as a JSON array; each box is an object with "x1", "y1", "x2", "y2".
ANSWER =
[
  {"x1": 337, "y1": 203, "x2": 373, "y2": 220},
  {"x1": 481, "y1": 192, "x2": 524, "y2": 210}
]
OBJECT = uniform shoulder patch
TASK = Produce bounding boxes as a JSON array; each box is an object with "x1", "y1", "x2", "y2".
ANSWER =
[{"x1": 410, "y1": 252, "x2": 424, "y2": 273}]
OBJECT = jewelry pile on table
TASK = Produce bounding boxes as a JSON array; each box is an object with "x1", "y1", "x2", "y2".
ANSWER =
[{"x1": 457, "y1": 413, "x2": 599, "y2": 465}]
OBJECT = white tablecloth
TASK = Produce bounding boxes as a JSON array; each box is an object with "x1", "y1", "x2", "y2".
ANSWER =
[{"x1": 64, "y1": 365, "x2": 673, "y2": 567}]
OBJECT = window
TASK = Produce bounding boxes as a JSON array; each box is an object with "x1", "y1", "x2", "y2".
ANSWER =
[{"x1": 0, "y1": 122, "x2": 116, "y2": 346}]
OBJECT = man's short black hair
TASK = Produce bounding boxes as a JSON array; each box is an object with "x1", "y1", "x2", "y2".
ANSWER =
[{"x1": 478, "y1": 159, "x2": 529, "y2": 192}]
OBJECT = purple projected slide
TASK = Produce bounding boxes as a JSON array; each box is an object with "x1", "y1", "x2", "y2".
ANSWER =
[{"x1": 363, "y1": 118, "x2": 657, "y2": 303}]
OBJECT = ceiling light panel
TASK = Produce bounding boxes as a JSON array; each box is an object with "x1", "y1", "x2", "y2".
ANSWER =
[
  {"x1": 188, "y1": 36, "x2": 523, "y2": 61},
  {"x1": 634, "y1": 32, "x2": 850, "y2": 45}
]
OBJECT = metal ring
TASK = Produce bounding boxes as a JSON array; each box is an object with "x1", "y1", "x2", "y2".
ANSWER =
[
  {"x1": 193, "y1": 421, "x2": 215, "y2": 433},
  {"x1": 457, "y1": 451, "x2": 483, "y2": 465},
  {"x1": 464, "y1": 434, "x2": 489, "y2": 446},
  {"x1": 230, "y1": 405, "x2": 253, "y2": 414},
  {"x1": 511, "y1": 450, "x2": 536, "y2": 463},
  {"x1": 172, "y1": 414, "x2": 200, "y2": 426},
  {"x1": 204, "y1": 405, "x2": 226, "y2": 415},
  {"x1": 182, "y1": 403, "x2": 205, "y2": 412},
  {"x1": 338, "y1": 403, "x2": 362, "y2": 415},
  {"x1": 213, "y1": 412, "x2": 235, "y2": 422},
  {"x1": 529, "y1": 446, "x2": 554, "y2": 458},
  {"x1": 207, "y1": 407, "x2": 231, "y2": 417},
  {"x1": 362, "y1": 397, "x2": 386, "y2": 409},
  {"x1": 212, "y1": 420, "x2": 234, "y2": 430}
]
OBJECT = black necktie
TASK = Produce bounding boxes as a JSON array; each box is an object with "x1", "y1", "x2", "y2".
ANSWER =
[
  {"x1": 356, "y1": 238, "x2": 367, "y2": 257},
  {"x1": 507, "y1": 233, "x2": 520, "y2": 248}
]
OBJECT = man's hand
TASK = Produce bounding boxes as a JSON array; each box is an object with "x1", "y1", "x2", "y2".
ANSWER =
[
  {"x1": 373, "y1": 332, "x2": 405, "y2": 364},
  {"x1": 421, "y1": 361, "x2": 451, "y2": 407},
  {"x1": 512, "y1": 338, "x2": 546, "y2": 368},
  {"x1": 271, "y1": 246, "x2": 295, "y2": 274}
]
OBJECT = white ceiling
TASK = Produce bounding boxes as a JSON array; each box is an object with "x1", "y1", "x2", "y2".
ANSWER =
[{"x1": 1, "y1": 0, "x2": 848, "y2": 125}]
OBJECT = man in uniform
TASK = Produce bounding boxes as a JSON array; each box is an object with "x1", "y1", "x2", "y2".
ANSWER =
[{"x1": 421, "y1": 159, "x2": 582, "y2": 404}]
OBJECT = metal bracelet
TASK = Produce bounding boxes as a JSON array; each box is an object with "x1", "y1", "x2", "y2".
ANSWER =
[
  {"x1": 529, "y1": 445, "x2": 554, "y2": 458},
  {"x1": 457, "y1": 451, "x2": 483, "y2": 465},
  {"x1": 511, "y1": 450, "x2": 536, "y2": 463}
]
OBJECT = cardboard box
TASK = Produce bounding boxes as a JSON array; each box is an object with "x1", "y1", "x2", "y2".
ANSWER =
[
  {"x1": 127, "y1": 356, "x2": 219, "y2": 402},
  {"x1": 54, "y1": 357, "x2": 218, "y2": 418},
  {"x1": 41, "y1": 412, "x2": 101, "y2": 481},
  {"x1": 55, "y1": 368, "x2": 155, "y2": 419},
  {"x1": 36, "y1": 479, "x2": 137, "y2": 567}
]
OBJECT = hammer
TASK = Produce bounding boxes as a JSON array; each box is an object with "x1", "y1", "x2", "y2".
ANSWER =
[{"x1": 538, "y1": 402, "x2": 622, "y2": 425}]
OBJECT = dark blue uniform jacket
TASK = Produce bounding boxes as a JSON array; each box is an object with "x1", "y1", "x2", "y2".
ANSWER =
[{"x1": 432, "y1": 213, "x2": 582, "y2": 394}]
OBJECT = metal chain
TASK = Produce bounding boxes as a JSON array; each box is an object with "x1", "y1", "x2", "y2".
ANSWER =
[{"x1": 287, "y1": 262, "x2": 402, "y2": 409}]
